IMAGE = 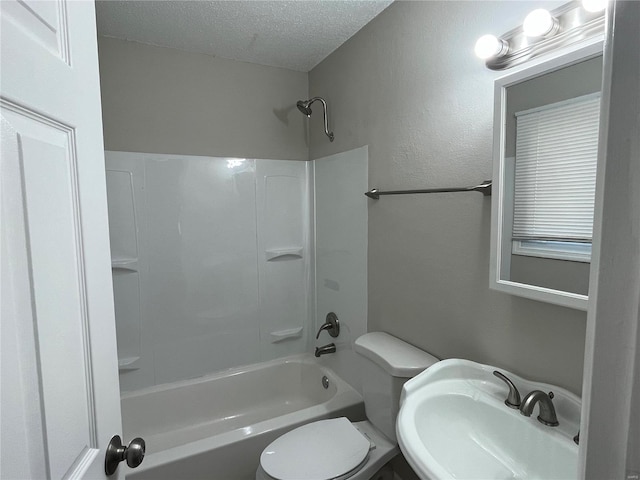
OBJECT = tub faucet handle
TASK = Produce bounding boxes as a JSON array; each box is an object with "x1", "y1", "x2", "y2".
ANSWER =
[
  {"x1": 493, "y1": 370, "x2": 521, "y2": 409},
  {"x1": 316, "y1": 312, "x2": 340, "y2": 339}
]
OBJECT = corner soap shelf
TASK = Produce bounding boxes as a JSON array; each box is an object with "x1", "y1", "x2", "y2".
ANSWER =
[
  {"x1": 111, "y1": 256, "x2": 141, "y2": 374},
  {"x1": 111, "y1": 258, "x2": 139, "y2": 272},
  {"x1": 118, "y1": 356, "x2": 141, "y2": 372},
  {"x1": 270, "y1": 327, "x2": 304, "y2": 343},
  {"x1": 265, "y1": 247, "x2": 303, "y2": 261}
]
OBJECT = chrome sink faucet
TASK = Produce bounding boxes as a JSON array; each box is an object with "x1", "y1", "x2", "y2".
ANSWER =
[
  {"x1": 519, "y1": 390, "x2": 559, "y2": 426},
  {"x1": 315, "y1": 343, "x2": 336, "y2": 357}
]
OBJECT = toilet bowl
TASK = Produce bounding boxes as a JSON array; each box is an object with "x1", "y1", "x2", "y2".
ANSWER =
[{"x1": 256, "y1": 332, "x2": 439, "y2": 480}]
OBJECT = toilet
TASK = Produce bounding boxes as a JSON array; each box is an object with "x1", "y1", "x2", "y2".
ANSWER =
[{"x1": 256, "y1": 332, "x2": 439, "y2": 480}]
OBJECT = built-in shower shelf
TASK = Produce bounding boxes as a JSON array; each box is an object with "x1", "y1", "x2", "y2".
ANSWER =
[
  {"x1": 270, "y1": 327, "x2": 304, "y2": 343},
  {"x1": 118, "y1": 356, "x2": 141, "y2": 372},
  {"x1": 111, "y1": 258, "x2": 138, "y2": 271},
  {"x1": 265, "y1": 247, "x2": 303, "y2": 261}
]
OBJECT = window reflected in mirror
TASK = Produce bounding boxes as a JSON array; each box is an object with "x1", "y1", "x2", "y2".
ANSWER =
[{"x1": 500, "y1": 55, "x2": 603, "y2": 297}]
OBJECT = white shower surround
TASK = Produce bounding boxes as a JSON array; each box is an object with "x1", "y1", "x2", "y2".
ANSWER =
[
  {"x1": 106, "y1": 151, "x2": 313, "y2": 391},
  {"x1": 106, "y1": 146, "x2": 370, "y2": 477},
  {"x1": 313, "y1": 147, "x2": 369, "y2": 393}
]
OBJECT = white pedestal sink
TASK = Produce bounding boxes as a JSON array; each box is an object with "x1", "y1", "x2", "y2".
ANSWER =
[{"x1": 396, "y1": 359, "x2": 581, "y2": 480}]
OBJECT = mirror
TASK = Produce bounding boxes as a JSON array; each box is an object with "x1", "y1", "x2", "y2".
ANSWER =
[{"x1": 490, "y1": 41, "x2": 603, "y2": 310}]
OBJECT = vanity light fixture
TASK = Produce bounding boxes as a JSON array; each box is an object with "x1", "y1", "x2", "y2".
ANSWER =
[
  {"x1": 522, "y1": 9, "x2": 558, "y2": 37},
  {"x1": 474, "y1": 0, "x2": 605, "y2": 70},
  {"x1": 474, "y1": 34, "x2": 509, "y2": 60}
]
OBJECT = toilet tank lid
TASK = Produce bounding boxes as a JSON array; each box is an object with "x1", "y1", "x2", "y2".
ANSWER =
[{"x1": 354, "y1": 332, "x2": 439, "y2": 377}]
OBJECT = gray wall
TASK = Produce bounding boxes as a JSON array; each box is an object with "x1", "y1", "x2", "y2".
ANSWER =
[
  {"x1": 309, "y1": 1, "x2": 587, "y2": 394},
  {"x1": 98, "y1": 37, "x2": 309, "y2": 160}
]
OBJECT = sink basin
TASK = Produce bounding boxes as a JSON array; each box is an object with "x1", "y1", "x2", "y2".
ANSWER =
[{"x1": 396, "y1": 359, "x2": 581, "y2": 480}]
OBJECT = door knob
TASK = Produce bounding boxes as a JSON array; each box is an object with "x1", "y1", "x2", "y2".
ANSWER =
[{"x1": 105, "y1": 435, "x2": 145, "y2": 476}]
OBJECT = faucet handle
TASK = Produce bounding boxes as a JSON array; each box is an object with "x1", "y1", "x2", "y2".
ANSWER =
[
  {"x1": 315, "y1": 323, "x2": 331, "y2": 339},
  {"x1": 315, "y1": 312, "x2": 340, "y2": 339},
  {"x1": 493, "y1": 370, "x2": 521, "y2": 409}
]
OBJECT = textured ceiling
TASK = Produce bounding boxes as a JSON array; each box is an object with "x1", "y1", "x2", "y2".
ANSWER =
[{"x1": 95, "y1": 1, "x2": 394, "y2": 72}]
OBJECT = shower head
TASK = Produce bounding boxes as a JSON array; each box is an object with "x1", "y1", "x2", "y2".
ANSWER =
[
  {"x1": 296, "y1": 100, "x2": 313, "y2": 117},
  {"x1": 296, "y1": 96, "x2": 334, "y2": 142}
]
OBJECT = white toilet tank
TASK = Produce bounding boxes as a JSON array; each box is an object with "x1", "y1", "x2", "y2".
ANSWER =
[{"x1": 354, "y1": 332, "x2": 438, "y2": 442}]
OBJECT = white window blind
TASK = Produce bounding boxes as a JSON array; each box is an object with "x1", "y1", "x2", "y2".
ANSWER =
[{"x1": 513, "y1": 92, "x2": 600, "y2": 243}]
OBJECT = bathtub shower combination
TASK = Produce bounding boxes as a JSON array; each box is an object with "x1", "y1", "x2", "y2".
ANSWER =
[
  {"x1": 105, "y1": 148, "x2": 369, "y2": 478},
  {"x1": 122, "y1": 356, "x2": 363, "y2": 479}
]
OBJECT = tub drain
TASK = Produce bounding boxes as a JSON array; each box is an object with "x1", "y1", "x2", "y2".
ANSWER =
[{"x1": 322, "y1": 376, "x2": 329, "y2": 389}]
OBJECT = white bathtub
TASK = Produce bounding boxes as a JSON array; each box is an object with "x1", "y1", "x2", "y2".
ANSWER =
[{"x1": 122, "y1": 354, "x2": 365, "y2": 480}]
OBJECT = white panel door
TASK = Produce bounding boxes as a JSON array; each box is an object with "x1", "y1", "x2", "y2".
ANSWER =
[{"x1": 1, "y1": 1, "x2": 125, "y2": 479}]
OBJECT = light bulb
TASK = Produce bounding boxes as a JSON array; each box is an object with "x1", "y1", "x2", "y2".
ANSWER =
[
  {"x1": 523, "y1": 9, "x2": 557, "y2": 37},
  {"x1": 582, "y1": 0, "x2": 607, "y2": 12},
  {"x1": 474, "y1": 34, "x2": 509, "y2": 60}
]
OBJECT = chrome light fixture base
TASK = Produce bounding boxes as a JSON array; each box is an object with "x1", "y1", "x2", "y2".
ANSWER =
[{"x1": 483, "y1": 1, "x2": 605, "y2": 70}]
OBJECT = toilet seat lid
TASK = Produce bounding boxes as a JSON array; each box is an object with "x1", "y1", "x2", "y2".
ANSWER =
[{"x1": 260, "y1": 417, "x2": 371, "y2": 480}]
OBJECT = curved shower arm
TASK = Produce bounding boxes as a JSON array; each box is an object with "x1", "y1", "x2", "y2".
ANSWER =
[
  {"x1": 308, "y1": 97, "x2": 334, "y2": 142},
  {"x1": 303, "y1": 97, "x2": 334, "y2": 142}
]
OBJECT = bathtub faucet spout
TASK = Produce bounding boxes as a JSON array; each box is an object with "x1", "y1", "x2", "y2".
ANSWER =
[{"x1": 315, "y1": 343, "x2": 336, "y2": 357}]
